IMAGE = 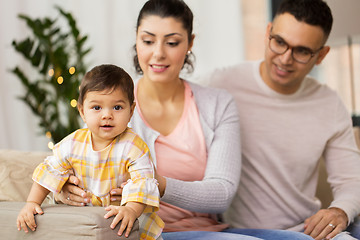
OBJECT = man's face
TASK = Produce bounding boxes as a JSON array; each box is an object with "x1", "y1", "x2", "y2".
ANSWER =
[{"x1": 261, "y1": 13, "x2": 330, "y2": 94}]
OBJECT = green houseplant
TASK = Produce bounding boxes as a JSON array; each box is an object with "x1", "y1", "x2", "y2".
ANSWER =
[{"x1": 11, "y1": 6, "x2": 91, "y2": 145}]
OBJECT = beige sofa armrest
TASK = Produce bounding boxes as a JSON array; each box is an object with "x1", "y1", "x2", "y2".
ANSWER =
[
  {"x1": 0, "y1": 202, "x2": 139, "y2": 240},
  {"x1": 354, "y1": 126, "x2": 360, "y2": 149},
  {"x1": 315, "y1": 127, "x2": 360, "y2": 208}
]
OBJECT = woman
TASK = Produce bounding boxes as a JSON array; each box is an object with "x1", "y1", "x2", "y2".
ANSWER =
[{"x1": 56, "y1": 1, "x2": 313, "y2": 239}]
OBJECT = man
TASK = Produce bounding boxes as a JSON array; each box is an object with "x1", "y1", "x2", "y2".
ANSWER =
[{"x1": 208, "y1": 0, "x2": 360, "y2": 239}]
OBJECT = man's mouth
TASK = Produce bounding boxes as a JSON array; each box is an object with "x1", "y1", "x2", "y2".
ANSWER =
[{"x1": 275, "y1": 63, "x2": 293, "y2": 73}]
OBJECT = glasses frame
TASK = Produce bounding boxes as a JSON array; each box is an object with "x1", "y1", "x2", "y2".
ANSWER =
[{"x1": 268, "y1": 34, "x2": 324, "y2": 64}]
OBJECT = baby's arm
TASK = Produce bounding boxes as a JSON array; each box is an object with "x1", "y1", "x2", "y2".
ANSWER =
[
  {"x1": 17, "y1": 182, "x2": 50, "y2": 233},
  {"x1": 104, "y1": 202, "x2": 146, "y2": 237}
]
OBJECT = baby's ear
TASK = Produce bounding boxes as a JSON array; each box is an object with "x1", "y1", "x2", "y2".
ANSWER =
[
  {"x1": 78, "y1": 104, "x2": 86, "y2": 122},
  {"x1": 129, "y1": 102, "x2": 136, "y2": 118}
]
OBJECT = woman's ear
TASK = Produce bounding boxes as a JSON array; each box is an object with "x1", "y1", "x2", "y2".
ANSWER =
[{"x1": 188, "y1": 34, "x2": 195, "y2": 51}]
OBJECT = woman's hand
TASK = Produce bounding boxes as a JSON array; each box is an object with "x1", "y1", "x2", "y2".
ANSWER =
[
  {"x1": 109, "y1": 182, "x2": 126, "y2": 202},
  {"x1": 155, "y1": 169, "x2": 166, "y2": 197},
  {"x1": 54, "y1": 175, "x2": 90, "y2": 206}
]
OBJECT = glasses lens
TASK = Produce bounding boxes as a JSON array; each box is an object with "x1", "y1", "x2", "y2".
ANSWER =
[
  {"x1": 292, "y1": 48, "x2": 312, "y2": 63},
  {"x1": 269, "y1": 36, "x2": 313, "y2": 64},
  {"x1": 269, "y1": 37, "x2": 287, "y2": 54}
]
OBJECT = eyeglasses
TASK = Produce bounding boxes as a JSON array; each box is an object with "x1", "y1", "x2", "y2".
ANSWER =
[{"x1": 268, "y1": 35, "x2": 323, "y2": 64}]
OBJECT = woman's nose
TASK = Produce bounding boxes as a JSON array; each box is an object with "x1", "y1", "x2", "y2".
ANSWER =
[{"x1": 153, "y1": 43, "x2": 165, "y2": 59}]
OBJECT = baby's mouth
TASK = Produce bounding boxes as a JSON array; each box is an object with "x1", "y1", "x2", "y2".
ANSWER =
[{"x1": 101, "y1": 124, "x2": 113, "y2": 129}]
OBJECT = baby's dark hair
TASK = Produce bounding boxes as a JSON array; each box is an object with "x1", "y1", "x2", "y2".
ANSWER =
[
  {"x1": 275, "y1": 0, "x2": 333, "y2": 39},
  {"x1": 78, "y1": 64, "x2": 134, "y2": 106}
]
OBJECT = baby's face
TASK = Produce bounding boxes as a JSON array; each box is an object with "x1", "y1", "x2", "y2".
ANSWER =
[{"x1": 79, "y1": 88, "x2": 134, "y2": 150}]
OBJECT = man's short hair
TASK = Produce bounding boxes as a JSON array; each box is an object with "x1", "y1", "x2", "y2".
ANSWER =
[{"x1": 275, "y1": 0, "x2": 333, "y2": 39}]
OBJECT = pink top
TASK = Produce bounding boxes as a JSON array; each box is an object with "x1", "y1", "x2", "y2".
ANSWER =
[{"x1": 135, "y1": 81, "x2": 228, "y2": 232}]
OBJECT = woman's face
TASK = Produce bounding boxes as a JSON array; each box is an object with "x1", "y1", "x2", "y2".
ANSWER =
[{"x1": 136, "y1": 15, "x2": 193, "y2": 84}]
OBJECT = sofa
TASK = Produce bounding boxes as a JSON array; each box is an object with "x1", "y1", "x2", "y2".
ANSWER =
[
  {"x1": 0, "y1": 150, "x2": 139, "y2": 240},
  {"x1": 0, "y1": 127, "x2": 359, "y2": 239},
  {"x1": 316, "y1": 126, "x2": 360, "y2": 208}
]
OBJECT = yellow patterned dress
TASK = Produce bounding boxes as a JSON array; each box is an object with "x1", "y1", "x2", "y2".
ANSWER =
[{"x1": 33, "y1": 128, "x2": 164, "y2": 239}]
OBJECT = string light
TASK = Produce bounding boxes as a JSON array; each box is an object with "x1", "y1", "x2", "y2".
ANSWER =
[
  {"x1": 48, "y1": 69, "x2": 54, "y2": 77},
  {"x1": 69, "y1": 67, "x2": 76, "y2": 75},
  {"x1": 70, "y1": 99, "x2": 77, "y2": 108},
  {"x1": 45, "y1": 131, "x2": 52, "y2": 139},
  {"x1": 48, "y1": 141, "x2": 54, "y2": 150},
  {"x1": 57, "y1": 76, "x2": 64, "y2": 84}
]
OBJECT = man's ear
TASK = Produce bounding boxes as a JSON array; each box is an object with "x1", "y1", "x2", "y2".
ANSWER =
[
  {"x1": 315, "y1": 46, "x2": 330, "y2": 65},
  {"x1": 78, "y1": 104, "x2": 86, "y2": 123},
  {"x1": 265, "y1": 22, "x2": 272, "y2": 45}
]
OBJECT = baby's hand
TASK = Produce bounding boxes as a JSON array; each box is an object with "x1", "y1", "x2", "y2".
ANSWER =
[
  {"x1": 17, "y1": 202, "x2": 44, "y2": 233},
  {"x1": 104, "y1": 205, "x2": 137, "y2": 237}
]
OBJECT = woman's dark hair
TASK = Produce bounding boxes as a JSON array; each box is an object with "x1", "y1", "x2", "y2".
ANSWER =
[
  {"x1": 275, "y1": 0, "x2": 333, "y2": 39},
  {"x1": 78, "y1": 64, "x2": 134, "y2": 106},
  {"x1": 133, "y1": 0, "x2": 195, "y2": 74}
]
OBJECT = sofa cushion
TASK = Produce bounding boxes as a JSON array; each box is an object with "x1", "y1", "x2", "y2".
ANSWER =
[
  {"x1": 0, "y1": 201, "x2": 139, "y2": 240},
  {"x1": 0, "y1": 149, "x2": 52, "y2": 202}
]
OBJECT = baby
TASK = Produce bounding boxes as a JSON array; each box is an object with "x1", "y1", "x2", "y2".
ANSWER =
[{"x1": 17, "y1": 64, "x2": 164, "y2": 239}]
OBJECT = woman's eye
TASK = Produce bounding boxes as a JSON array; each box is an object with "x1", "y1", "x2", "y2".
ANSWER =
[
  {"x1": 143, "y1": 40, "x2": 153, "y2": 45},
  {"x1": 114, "y1": 105, "x2": 122, "y2": 110},
  {"x1": 167, "y1": 41, "x2": 179, "y2": 47},
  {"x1": 93, "y1": 106, "x2": 101, "y2": 110}
]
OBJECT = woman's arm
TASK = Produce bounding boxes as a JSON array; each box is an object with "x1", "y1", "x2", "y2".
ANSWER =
[{"x1": 161, "y1": 87, "x2": 242, "y2": 213}]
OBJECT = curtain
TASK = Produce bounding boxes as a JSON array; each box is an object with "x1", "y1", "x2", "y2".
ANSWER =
[{"x1": 0, "y1": 0, "x2": 245, "y2": 151}]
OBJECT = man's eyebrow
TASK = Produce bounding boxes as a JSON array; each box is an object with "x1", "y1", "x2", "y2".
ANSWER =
[{"x1": 272, "y1": 34, "x2": 313, "y2": 50}]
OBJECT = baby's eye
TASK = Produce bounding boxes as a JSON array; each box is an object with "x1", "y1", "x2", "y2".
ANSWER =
[
  {"x1": 92, "y1": 106, "x2": 101, "y2": 110},
  {"x1": 114, "y1": 105, "x2": 123, "y2": 110}
]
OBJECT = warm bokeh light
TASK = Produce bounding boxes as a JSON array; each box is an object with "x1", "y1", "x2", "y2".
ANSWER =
[
  {"x1": 45, "y1": 131, "x2": 52, "y2": 139},
  {"x1": 70, "y1": 99, "x2": 77, "y2": 108},
  {"x1": 57, "y1": 76, "x2": 64, "y2": 84},
  {"x1": 48, "y1": 141, "x2": 54, "y2": 150},
  {"x1": 69, "y1": 67, "x2": 76, "y2": 75},
  {"x1": 48, "y1": 69, "x2": 54, "y2": 77}
]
